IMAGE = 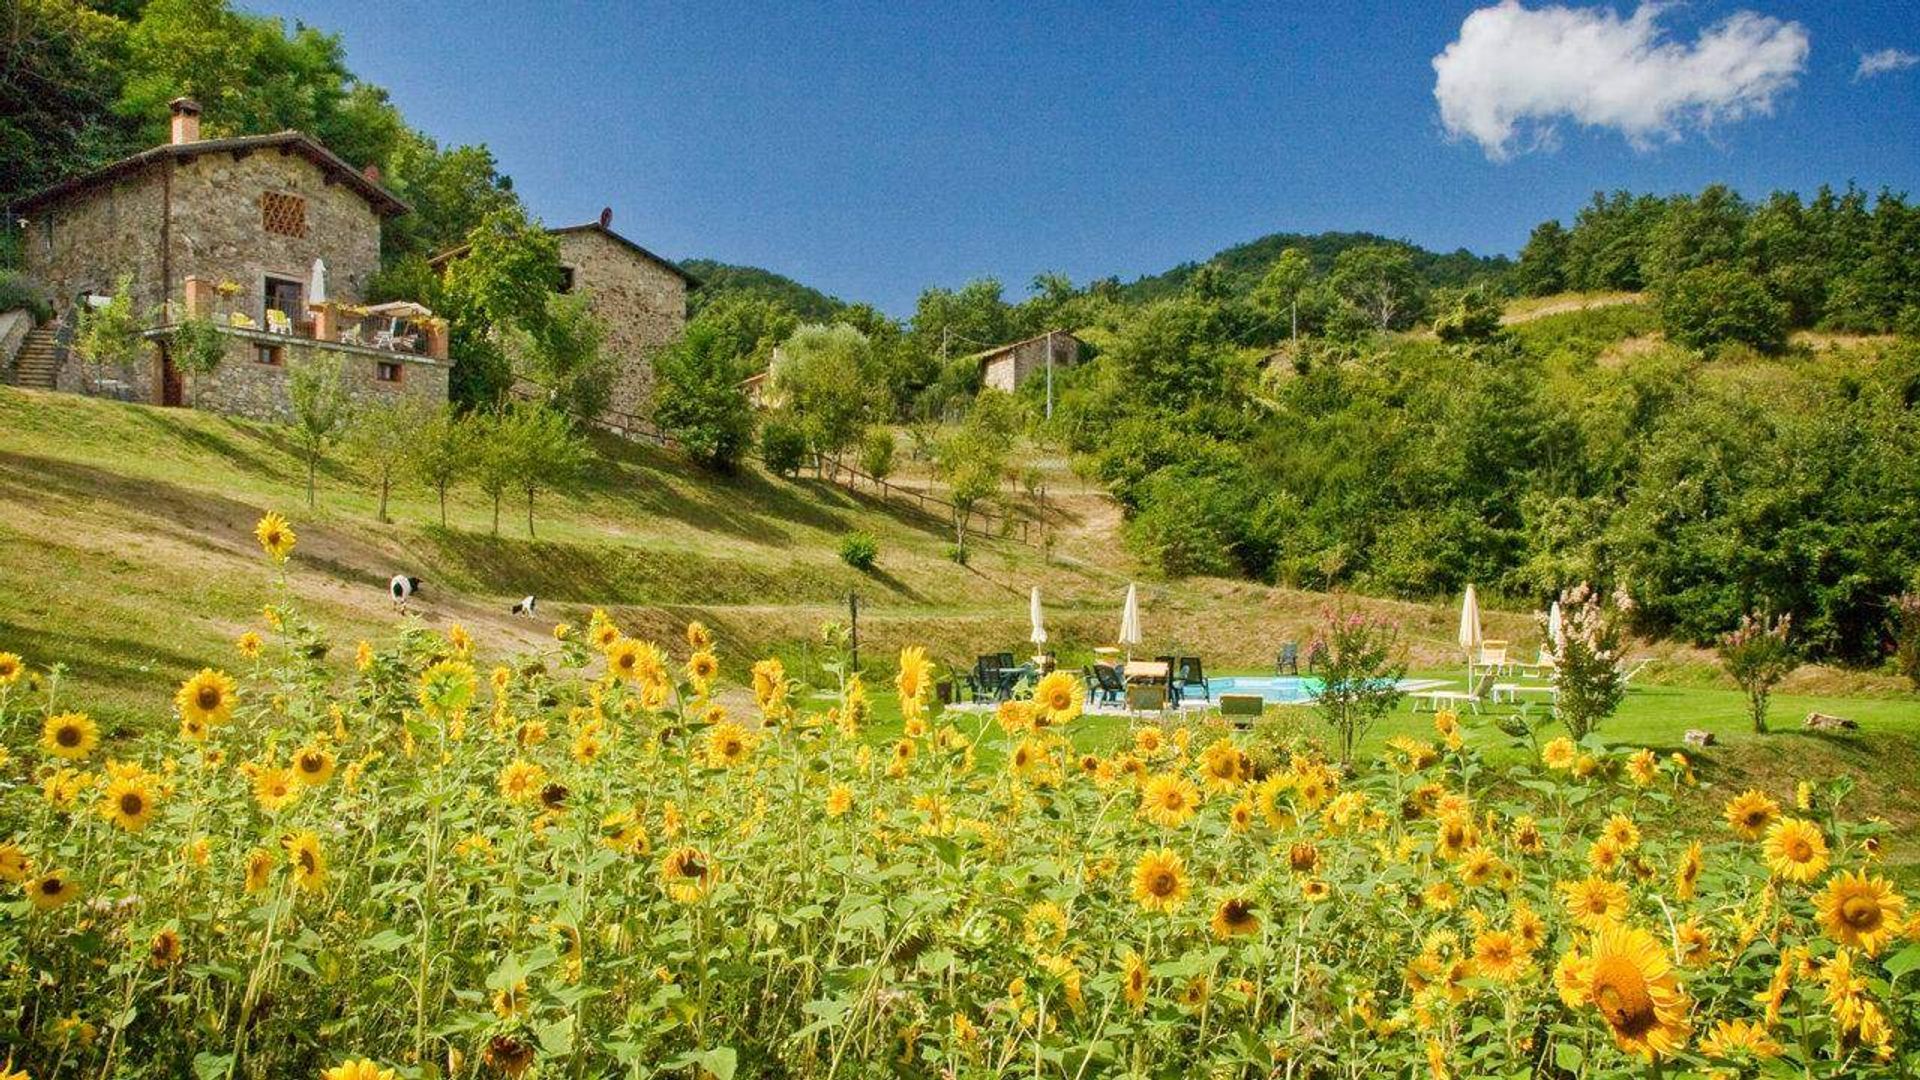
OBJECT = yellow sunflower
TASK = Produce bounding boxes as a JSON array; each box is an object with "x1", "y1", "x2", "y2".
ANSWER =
[
  {"x1": 1813, "y1": 870, "x2": 1908, "y2": 955},
  {"x1": 1625, "y1": 748, "x2": 1658, "y2": 786},
  {"x1": 706, "y1": 722, "x2": 754, "y2": 769},
  {"x1": 101, "y1": 775, "x2": 158, "y2": 832},
  {"x1": 660, "y1": 846, "x2": 717, "y2": 903},
  {"x1": 825, "y1": 784, "x2": 853, "y2": 817},
  {"x1": 895, "y1": 645, "x2": 933, "y2": 708},
  {"x1": 28, "y1": 869, "x2": 78, "y2": 911},
  {"x1": 1197, "y1": 738, "x2": 1250, "y2": 791},
  {"x1": 686, "y1": 620, "x2": 713, "y2": 649},
  {"x1": 292, "y1": 746, "x2": 336, "y2": 786},
  {"x1": 1674, "y1": 841, "x2": 1703, "y2": 901},
  {"x1": 40, "y1": 712, "x2": 98, "y2": 760},
  {"x1": 1288, "y1": 841, "x2": 1319, "y2": 874},
  {"x1": 685, "y1": 650, "x2": 720, "y2": 686},
  {"x1": 1558, "y1": 876, "x2": 1629, "y2": 930},
  {"x1": 1562, "y1": 923, "x2": 1692, "y2": 1059},
  {"x1": 254, "y1": 511, "x2": 296, "y2": 562},
  {"x1": 284, "y1": 830, "x2": 326, "y2": 892},
  {"x1": 591, "y1": 617, "x2": 622, "y2": 651},
  {"x1": 498, "y1": 759, "x2": 546, "y2": 804},
  {"x1": 1541, "y1": 736, "x2": 1577, "y2": 771},
  {"x1": 252, "y1": 766, "x2": 300, "y2": 813},
  {"x1": 176, "y1": 669, "x2": 237, "y2": 727},
  {"x1": 1121, "y1": 950, "x2": 1150, "y2": 1010},
  {"x1": 1698, "y1": 1019, "x2": 1783, "y2": 1061},
  {"x1": 149, "y1": 927, "x2": 182, "y2": 968},
  {"x1": 1138, "y1": 772, "x2": 1201, "y2": 828},
  {"x1": 1210, "y1": 896, "x2": 1260, "y2": 939},
  {"x1": 1762, "y1": 817, "x2": 1829, "y2": 883},
  {"x1": 322, "y1": 1059, "x2": 397, "y2": 1080},
  {"x1": 243, "y1": 847, "x2": 275, "y2": 893},
  {"x1": 1602, "y1": 814, "x2": 1641, "y2": 851},
  {"x1": 0, "y1": 842, "x2": 30, "y2": 884},
  {"x1": 1130, "y1": 849, "x2": 1189, "y2": 913},
  {"x1": 1723, "y1": 789, "x2": 1780, "y2": 840},
  {"x1": 0, "y1": 651, "x2": 23, "y2": 685},
  {"x1": 1031, "y1": 670, "x2": 1083, "y2": 725},
  {"x1": 1472, "y1": 929, "x2": 1528, "y2": 983}
]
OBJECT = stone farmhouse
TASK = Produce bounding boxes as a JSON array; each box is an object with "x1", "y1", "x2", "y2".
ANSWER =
[
  {"x1": 431, "y1": 208, "x2": 695, "y2": 423},
  {"x1": 8, "y1": 98, "x2": 452, "y2": 421},
  {"x1": 974, "y1": 330, "x2": 1083, "y2": 393}
]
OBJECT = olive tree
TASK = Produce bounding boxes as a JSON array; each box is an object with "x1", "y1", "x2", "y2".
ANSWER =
[{"x1": 287, "y1": 351, "x2": 350, "y2": 509}]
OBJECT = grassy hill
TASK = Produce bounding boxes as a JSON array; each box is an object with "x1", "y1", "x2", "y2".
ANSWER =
[{"x1": 1120, "y1": 230, "x2": 1511, "y2": 304}]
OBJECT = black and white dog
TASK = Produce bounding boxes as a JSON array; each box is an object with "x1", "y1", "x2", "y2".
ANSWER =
[
  {"x1": 389, "y1": 575, "x2": 421, "y2": 610},
  {"x1": 511, "y1": 596, "x2": 538, "y2": 617}
]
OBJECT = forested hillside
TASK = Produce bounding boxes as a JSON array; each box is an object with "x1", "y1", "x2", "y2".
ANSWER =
[
  {"x1": 1119, "y1": 230, "x2": 1509, "y2": 305},
  {"x1": 679, "y1": 259, "x2": 848, "y2": 321}
]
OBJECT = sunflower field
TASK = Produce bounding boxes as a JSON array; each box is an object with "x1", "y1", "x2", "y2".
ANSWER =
[{"x1": 2, "y1": 517, "x2": 1918, "y2": 1079}]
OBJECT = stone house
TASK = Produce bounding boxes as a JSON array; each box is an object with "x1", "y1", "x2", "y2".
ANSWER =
[
  {"x1": 8, "y1": 98, "x2": 451, "y2": 420},
  {"x1": 432, "y1": 208, "x2": 695, "y2": 423},
  {"x1": 974, "y1": 330, "x2": 1083, "y2": 393}
]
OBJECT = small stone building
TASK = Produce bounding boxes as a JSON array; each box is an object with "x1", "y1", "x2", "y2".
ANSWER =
[
  {"x1": 9, "y1": 98, "x2": 451, "y2": 420},
  {"x1": 432, "y1": 209, "x2": 695, "y2": 423},
  {"x1": 975, "y1": 330, "x2": 1083, "y2": 393}
]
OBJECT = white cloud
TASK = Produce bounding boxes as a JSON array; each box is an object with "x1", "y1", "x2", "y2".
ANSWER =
[
  {"x1": 1856, "y1": 47, "x2": 1920, "y2": 80},
  {"x1": 1432, "y1": 2, "x2": 1810, "y2": 160}
]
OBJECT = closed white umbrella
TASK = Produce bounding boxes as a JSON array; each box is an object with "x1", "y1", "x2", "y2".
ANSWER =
[
  {"x1": 1118, "y1": 583, "x2": 1142, "y2": 660},
  {"x1": 1029, "y1": 586, "x2": 1048, "y2": 648},
  {"x1": 310, "y1": 258, "x2": 328, "y2": 305},
  {"x1": 1458, "y1": 585, "x2": 1483, "y2": 680},
  {"x1": 1547, "y1": 600, "x2": 1564, "y2": 651}
]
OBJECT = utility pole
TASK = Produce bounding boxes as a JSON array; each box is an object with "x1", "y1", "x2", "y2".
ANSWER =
[
  {"x1": 1044, "y1": 331, "x2": 1055, "y2": 419},
  {"x1": 847, "y1": 591, "x2": 860, "y2": 672}
]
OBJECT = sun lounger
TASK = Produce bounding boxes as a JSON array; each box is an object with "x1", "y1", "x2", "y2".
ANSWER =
[{"x1": 1409, "y1": 671, "x2": 1494, "y2": 714}]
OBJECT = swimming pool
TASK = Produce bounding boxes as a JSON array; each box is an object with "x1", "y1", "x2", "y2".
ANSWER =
[{"x1": 1207, "y1": 675, "x2": 1324, "y2": 704}]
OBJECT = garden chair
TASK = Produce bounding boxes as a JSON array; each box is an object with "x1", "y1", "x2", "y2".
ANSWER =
[
  {"x1": 964, "y1": 656, "x2": 1001, "y2": 704},
  {"x1": 1276, "y1": 642, "x2": 1300, "y2": 675},
  {"x1": 1176, "y1": 657, "x2": 1210, "y2": 702},
  {"x1": 1409, "y1": 670, "x2": 1494, "y2": 714},
  {"x1": 266, "y1": 308, "x2": 294, "y2": 335},
  {"x1": 1087, "y1": 664, "x2": 1126, "y2": 707},
  {"x1": 1154, "y1": 655, "x2": 1182, "y2": 706}
]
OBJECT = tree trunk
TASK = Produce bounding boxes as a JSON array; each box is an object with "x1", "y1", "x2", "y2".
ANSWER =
[
  {"x1": 526, "y1": 490, "x2": 536, "y2": 539},
  {"x1": 438, "y1": 485, "x2": 448, "y2": 528},
  {"x1": 306, "y1": 454, "x2": 316, "y2": 509},
  {"x1": 378, "y1": 471, "x2": 391, "y2": 524},
  {"x1": 491, "y1": 493, "x2": 500, "y2": 536}
]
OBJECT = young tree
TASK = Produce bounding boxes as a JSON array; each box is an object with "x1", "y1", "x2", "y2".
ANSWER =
[
  {"x1": 858, "y1": 427, "x2": 896, "y2": 481},
  {"x1": 1718, "y1": 612, "x2": 1795, "y2": 733},
  {"x1": 504, "y1": 289, "x2": 614, "y2": 423},
  {"x1": 770, "y1": 322, "x2": 887, "y2": 473},
  {"x1": 501, "y1": 404, "x2": 589, "y2": 539},
  {"x1": 287, "y1": 351, "x2": 349, "y2": 509},
  {"x1": 1330, "y1": 244, "x2": 1424, "y2": 332},
  {"x1": 1250, "y1": 248, "x2": 1314, "y2": 344},
  {"x1": 1311, "y1": 607, "x2": 1408, "y2": 769},
  {"x1": 439, "y1": 207, "x2": 564, "y2": 408},
  {"x1": 1514, "y1": 220, "x2": 1570, "y2": 297},
  {"x1": 72, "y1": 274, "x2": 144, "y2": 390},
  {"x1": 408, "y1": 405, "x2": 471, "y2": 528},
  {"x1": 345, "y1": 397, "x2": 429, "y2": 522},
  {"x1": 1552, "y1": 583, "x2": 1629, "y2": 740},
  {"x1": 652, "y1": 316, "x2": 756, "y2": 471},
  {"x1": 471, "y1": 409, "x2": 517, "y2": 536},
  {"x1": 933, "y1": 398, "x2": 1018, "y2": 556}
]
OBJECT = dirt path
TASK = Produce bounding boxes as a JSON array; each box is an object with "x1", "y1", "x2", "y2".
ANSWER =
[{"x1": 1501, "y1": 292, "x2": 1644, "y2": 325}]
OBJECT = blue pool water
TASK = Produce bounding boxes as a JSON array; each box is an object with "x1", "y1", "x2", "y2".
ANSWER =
[{"x1": 1207, "y1": 675, "x2": 1324, "y2": 704}]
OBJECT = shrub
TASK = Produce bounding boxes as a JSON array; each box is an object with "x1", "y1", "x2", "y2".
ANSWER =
[
  {"x1": 1310, "y1": 606, "x2": 1407, "y2": 768},
  {"x1": 0, "y1": 270, "x2": 51, "y2": 321},
  {"x1": 945, "y1": 542, "x2": 969, "y2": 565},
  {"x1": 1895, "y1": 593, "x2": 1920, "y2": 689},
  {"x1": 837, "y1": 531, "x2": 878, "y2": 570},
  {"x1": 1717, "y1": 611, "x2": 1796, "y2": 733},
  {"x1": 1656, "y1": 263, "x2": 1789, "y2": 353},
  {"x1": 758, "y1": 415, "x2": 807, "y2": 478},
  {"x1": 168, "y1": 316, "x2": 227, "y2": 375},
  {"x1": 1430, "y1": 283, "x2": 1504, "y2": 343},
  {"x1": 1553, "y1": 582, "x2": 1628, "y2": 740},
  {"x1": 857, "y1": 427, "x2": 896, "y2": 481}
]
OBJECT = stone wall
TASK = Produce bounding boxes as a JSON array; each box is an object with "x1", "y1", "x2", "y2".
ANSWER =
[
  {"x1": 179, "y1": 328, "x2": 448, "y2": 423},
  {"x1": 554, "y1": 228, "x2": 688, "y2": 420},
  {"x1": 19, "y1": 168, "x2": 170, "y2": 316},
  {"x1": 980, "y1": 332, "x2": 1082, "y2": 393}
]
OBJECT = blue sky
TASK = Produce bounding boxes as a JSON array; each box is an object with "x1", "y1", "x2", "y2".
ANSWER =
[{"x1": 247, "y1": 1, "x2": 1920, "y2": 315}]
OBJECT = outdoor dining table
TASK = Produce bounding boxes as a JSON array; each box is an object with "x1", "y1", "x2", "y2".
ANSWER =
[{"x1": 1123, "y1": 660, "x2": 1172, "y2": 684}]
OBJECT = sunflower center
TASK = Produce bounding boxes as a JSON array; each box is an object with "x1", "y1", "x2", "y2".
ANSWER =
[
  {"x1": 1840, "y1": 894, "x2": 1882, "y2": 930},
  {"x1": 120, "y1": 792, "x2": 145, "y2": 816},
  {"x1": 56, "y1": 725, "x2": 82, "y2": 747},
  {"x1": 197, "y1": 686, "x2": 222, "y2": 710},
  {"x1": 298, "y1": 849, "x2": 317, "y2": 873},
  {"x1": 1148, "y1": 870, "x2": 1176, "y2": 896},
  {"x1": 41, "y1": 877, "x2": 64, "y2": 896},
  {"x1": 1787, "y1": 838, "x2": 1812, "y2": 861},
  {"x1": 1589, "y1": 956, "x2": 1657, "y2": 1037}
]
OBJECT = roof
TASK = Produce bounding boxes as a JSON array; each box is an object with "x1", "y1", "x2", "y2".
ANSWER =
[
  {"x1": 429, "y1": 221, "x2": 701, "y2": 288},
  {"x1": 968, "y1": 329, "x2": 1084, "y2": 367},
  {"x1": 10, "y1": 131, "x2": 410, "y2": 218}
]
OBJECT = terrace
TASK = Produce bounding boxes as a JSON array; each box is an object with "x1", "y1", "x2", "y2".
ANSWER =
[{"x1": 181, "y1": 276, "x2": 447, "y2": 361}]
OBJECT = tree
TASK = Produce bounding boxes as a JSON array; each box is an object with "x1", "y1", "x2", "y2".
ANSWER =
[
  {"x1": 471, "y1": 410, "x2": 516, "y2": 536},
  {"x1": 287, "y1": 351, "x2": 349, "y2": 509},
  {"x1": 933, "y1": 397, "x2": 1017, "y2": 556},
  {"x1": 499, "y1": 404, "x2": 588, "y2": 539},
  {"x1": 1329, "y1": 244, "x2": 1424, "y2": 332},
  {"x1": 1250, "y1": 248, "x2": 1314, "y2": 344},
  {"x1": 1311, "y1": 607, "x2": 1408, "y2": 769},
  {"x1": 1513, "y1": 220, "x2": 1569, "y2": 297},
  {"x1": 72, "y1": 274, "x2": 144, "y2": 389},
  {"x1": 345, "y1": 397, "x2": 430, "y2": 522},
  {"x1": 1552, "y1": 583, "x2": 1628, "y2": 740},
  {"x1": 770, "y1": 322, "x2": 887, "y2": 471},
  {"x1": 504, "y1": 290, "x2": 613, "y2": 423},
  {"x1": 652, "y1": 315, "x2": 757, "y2": 471},
  {"x1": 1107, "y1": 298, "x2": 1234, "y2": 410},
  {"x1": 1717, "y1": 612, "x2": 1795, "y2": 733},
  {"x1": 857, "y1": 428, "x2": 896, "y2": 481},
  {"x1": 440, "y1": 207, "x2": 564, "y2": 408},
  {"x1": 1431, "y1": 283, "x2": 1505, "y2": 344},
  {"x1": 381, "y1": 134, "x2": 519, "y2": 261},
  {"x1": 0, "y1": 0, "x2": 136, "y2": 205},
  {"x1": 408, "y1": 405, "x2": 470, "y2": 527},
  {"x1": 1655, "y1": 264, "x2": 1789, "y2": 353}
]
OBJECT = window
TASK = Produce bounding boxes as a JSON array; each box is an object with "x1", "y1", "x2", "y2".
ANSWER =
[
  {"x1": 375, "y1": 361, "x2": 403, "y2": 384},
  {"x1": 261, "y1": 191, "x2": 307, "y2": 237},
  {"x1": 263, "y1": 276, "x2": 303, "y2": 326},
  {"x1": 556, "y1": 266, "x2": 576, "y2": 294},
  {"x1": 254, "y1": 344, "x2": 283, "y2": 366}
]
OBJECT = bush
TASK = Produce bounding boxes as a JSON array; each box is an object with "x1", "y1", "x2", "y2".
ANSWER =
[
  {"x1": 0, "y1": 270, "x2": 51, "y2": 321},
  {"x1": 945, "y1": 542, "x2": 969, "y2": 565},
  {"x1": 1717, "y1": 611, "x2": 1796, "y2": 733},
  {"x1": 1656, "y1": 263, "x2": 1789, "y2": 353},
  {"x1": 1310, "y1": 606, "x2": 1407, "y2": 767},
  {"x1": 1895, "y1": 593, "x2": 1920, "y2": 689},
  {"x1": 837, "y1": 531, "x2": 879, "y2": 570},
  {"x1": 857, "y1": 427, "x2": 896, "y2": 481},
  {"x1": 758, "y1": 416, "x2": 807, "y2": 478},
  {"x1": 1430, "y1": 284, "x2": 1504, "y2": 344}
]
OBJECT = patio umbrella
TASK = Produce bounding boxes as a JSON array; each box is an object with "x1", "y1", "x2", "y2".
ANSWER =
[
  {"x1": 1029, "y1": 586, "x2": 1048, "y2": 650},
  {"x1": 1458, "y1": 584, "x2": 1483, "y2": 681},
  {"x1": 1119, "y1": 583, "x2": 1142, "y2": 661},
  {"x1": 1547, "y1": 600, "x2": 1564, "y2": 652},
  {"x1": 310, "y1": 258, "x2": 328, "y2": 305}
]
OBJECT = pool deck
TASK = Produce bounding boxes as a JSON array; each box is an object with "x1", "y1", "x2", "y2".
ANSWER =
[{"x1": 942, "y1": 678, "x2": 1452, "y2": 718}]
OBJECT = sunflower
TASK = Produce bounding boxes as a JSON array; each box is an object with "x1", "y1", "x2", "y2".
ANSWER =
[
  {"x1": 176, "y1": 669, "x2": 237, "y2": 728},
  {"x1": 322, "y1": 1059, "x2": 397, "y2": 1080},
  {"x1": 1031, "y1": 670, "x2": 1083, "y2": 725},
  {"x1": 149, "y1": 927, "x2": 182, "y2": 968},
  {"x1": 498, "y1": 759, "x2": 546, "y2": 804},
  {"x1": 1674, "y1": 841, "x2": 1703, "y2": 901},
  {"x1": 1625, "y1": 748, "x2": 1658, "y2": 786},
  {"x1": 752, "y1": 658, "x2": 789, "y2": 714},
  {"x1": 1723, "y1": 789, "x2": 1780, "y2": 840},
  {"x1": 1472, "y1": 929, "x2": 1528, "y2": 983},
  {"x1": 1301, "y1": 878, "x2": 1332, "y2": 903},
  {"x1": 1698, "y1": 1019, "x2": 1783, "y2": 1061},
  {"x1": 1510, "y1": 815, "x2": 1545, "y2": 855},
  {"x1": 235, "y1": 631, "x2": 262, "y2": 659},
  {"x1": 1563, "y1": 923, "x2": 1692, "y2": 1059},
  {"x1": 685, "y1": 650, "x2": 720, "y2": 687},
  {"x1": 1130, "y1": 849, "x2": 1189, "y2": 913},
  {"x1": 686, "y1": 621, "x2": 713, "y2": 650},
  {"x1": 284, "y1": 830, "x2": 326, "y2": 892},
  {"x1": 254, "y1": 511, "x2": 296, "y2": 562},
  {"x1": 1134, "y1": 726, "x2": 1165, "y2": 756},
  {"x1": 0, "y1": 842, "x2": 29, "y2": 884},
  {"x1": 895, "y1": 645, "x2": 933, "y2": 708},
  {"x1": 1288, "y1": 841, "x2": 1319, "y2": 873},
  {"x1": 252, "y1": 766, "x2": 300, "y2": 813},
  {"x1": 1675, "y1": 919, "x2": 1713, "y2": 966},
  {"x1": 1601, "y1": 814, "x2": 1640, "y2": 851},
  {"x1": 1762, "y1": 817, "x2": 1829, "y2": 883},
  {"x1": 1558, "y1": 876, "x2": 1629, "y2": 930},
  {"x1": 1210, "y1": 896, "x2": 1260, "y2": 939},
  {"x1": 660, "y1": 846, "x2": 717, "y2": 903},
  {"x1": 27, "y1": 869, "x2": 77, "y2": 911},
  {"x1": 483, "y1": 1035, "x2": 535, "y2": 1077},
  {"x1": 1541, "y1": 736, "x2": 1577, "y2": 771},
  {"x1": 1511, "y1": 902, "x2": 1548, "y2": 953},
  {"x1": 1121, "y1": 950, "x2": 1150, "y2": 1010},
  {"x1": 822, "y1": 784, "x2": 853, "y2": 818},
  {"x1": 243, "y1": 847, "x2": 275, "y2": 892},
  {"x1": 1197, "y1": 738, "x2": 1250, "y2": 791},
  {"x1": 706, "y1": 722, "x2": 754, "y2": 769},
  {"x1": 1138, "y1": 773, "x2": 1201, "y2": 828},
  {"x1": 1814, "y1": 870, "x2": 1908, "y2": 955},
  {"x1": 40, "y1": 712, "x2": 98, "y2": 760},
  {"x1": 101, "y1": 775, "x2": 157, "y2": 832},
  {"x1": 0, "y1": 651, "x2": 23, "y2": 685},
  {"x1": 590, "y1": 616, "x2": 622, "y2": 650},
  {"x1": 291, "y1": 745, "x2": 336, "y2": 786}
]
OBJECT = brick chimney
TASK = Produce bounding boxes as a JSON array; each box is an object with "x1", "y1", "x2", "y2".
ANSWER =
[{"x1": 169, "y1": 97, "x2": 202, "y2": 145}]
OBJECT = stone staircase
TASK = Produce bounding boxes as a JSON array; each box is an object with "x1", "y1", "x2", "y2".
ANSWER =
[{"x1": 6, "y1": 324, "x2": 61, "y2": 389}]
